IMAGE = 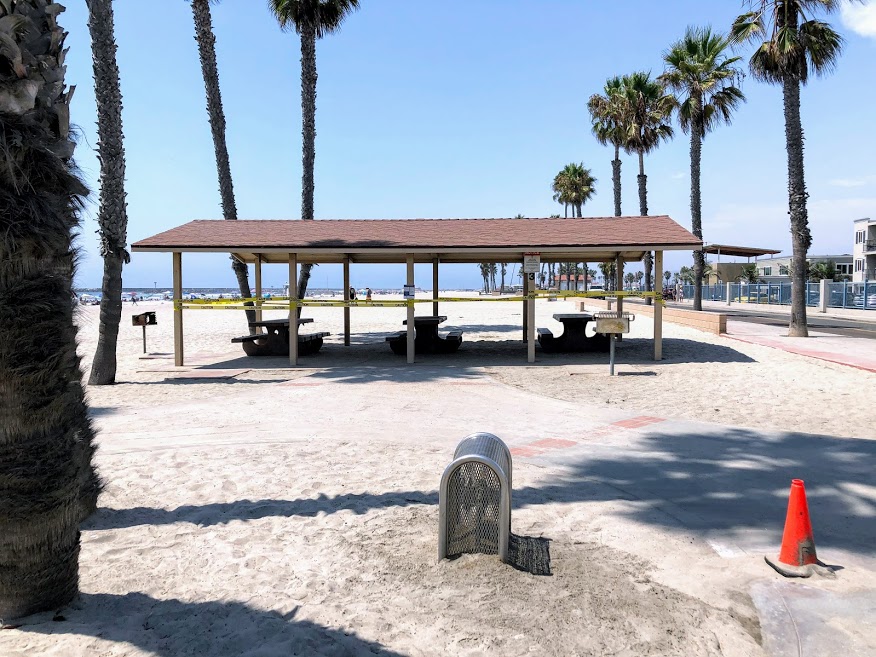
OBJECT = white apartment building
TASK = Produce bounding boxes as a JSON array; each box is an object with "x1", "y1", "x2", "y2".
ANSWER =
[
  {"x1": 752, "y1": 253, "x2": 853, "y2": 282},
  {"x1": 853, "y1": 217, "x2": 876, "y2": 282}
]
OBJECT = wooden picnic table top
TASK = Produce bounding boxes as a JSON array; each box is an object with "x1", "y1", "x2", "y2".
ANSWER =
[
  {"x1": 552, "y1": 313, "x2": 594, "y2": 322},
  {"x1": 249, "y1": 318, "x2": 313, "y2": 328},
  {"x1": 403, "y1": 315, "x2": 447, "y2": 325}
]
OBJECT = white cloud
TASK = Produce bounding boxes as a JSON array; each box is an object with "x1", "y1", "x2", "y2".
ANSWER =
[
  {"x1": 828, "y1": 174, "x2": 876, "y2": 188},
  {"x1": 841, "y1": 0, "x2": 876, "y2": 38},
  {"x1": 670, "y1": 172, "x2": 686, "y2": 180}
]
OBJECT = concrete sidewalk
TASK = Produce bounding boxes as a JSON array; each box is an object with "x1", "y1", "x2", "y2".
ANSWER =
[{"x1": 724, "y1": 320, "x2": 876, "y2": 372}]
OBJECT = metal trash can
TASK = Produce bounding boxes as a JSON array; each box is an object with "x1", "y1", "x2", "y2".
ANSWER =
[{"x1": 438, "y1": 433, "x2": 512, "y2": 563}]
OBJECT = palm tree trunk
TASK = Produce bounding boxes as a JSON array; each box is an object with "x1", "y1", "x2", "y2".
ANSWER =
[
  {"x1": 191, "y1": 0, "x2": 255, "y2": 325},
  {"x1": 87, "y1": 0, "x2": 129, "y2": 385},
  {"x1": 783, "y1": 77, "x2": 810, "y2": 337},
  {"x1": 296, "y1": 21, "x2": 318, "y2": 308},
  {"x1": 612, "y1": 144, "x2": 622, "y2": 216},
  {"x1": 690, "y1": 96, "x2": 705, "y2": 312},
  {"x1": 638, "y1": 151, "x2": 653, "y2": 305},
  {"x1": 0, "y1": 0, "x2": 98, "y2": 618}
]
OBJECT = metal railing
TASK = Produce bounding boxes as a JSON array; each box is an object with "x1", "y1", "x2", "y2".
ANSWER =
[{"x1": 676, "y1": 281, "x2": 875, "y2": 310}]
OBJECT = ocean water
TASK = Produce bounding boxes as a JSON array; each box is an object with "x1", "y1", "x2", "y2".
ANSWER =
[{"x1": 74, "y1": 287, "x2": 344, "y2": 300}]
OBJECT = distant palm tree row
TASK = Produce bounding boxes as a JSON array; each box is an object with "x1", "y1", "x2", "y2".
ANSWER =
[
  {"x1": 573, "y1": 1, "x2": 853, "y2": 334},
  {"x1": 584, "y1": 40, "x2": 737, "y2": 307}
]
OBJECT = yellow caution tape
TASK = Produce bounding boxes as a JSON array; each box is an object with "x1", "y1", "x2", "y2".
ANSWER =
[{"x1": 175, "y1": 290, "x2": 662, "y2": 310}]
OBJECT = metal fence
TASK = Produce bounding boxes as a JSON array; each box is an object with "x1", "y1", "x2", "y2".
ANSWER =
[{"x1": 677, "y1": 282, "x2": 875, "y2": 310}]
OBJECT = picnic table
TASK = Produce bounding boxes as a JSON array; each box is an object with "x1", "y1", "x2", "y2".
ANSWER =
[
  {"x1": 231, "y1": 318, "x2": 329, "y2": 357},
  {"x1": 537, "y1": 313, "x2": 610, "y2": 353},
  {"x1": 386, "y1": 315, "x2": 463, "y2": 355}
]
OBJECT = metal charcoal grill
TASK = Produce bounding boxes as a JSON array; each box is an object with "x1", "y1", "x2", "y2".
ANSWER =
[{"x1": 439, "y1": 433, "x2": 512, "y2": 563}]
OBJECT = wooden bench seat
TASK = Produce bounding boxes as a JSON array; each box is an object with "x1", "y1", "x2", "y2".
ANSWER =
[
  {"x1": 536, "y1": 327, "x2": 553, "y2": 339},
  {"x1": 231, "y1": 333, "x2": 270, "y2": 344},
  {"x1": 232, "y1": 331, "x2": 330, "y2": 356}
]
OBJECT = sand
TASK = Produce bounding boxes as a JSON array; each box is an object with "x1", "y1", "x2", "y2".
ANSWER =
[
  {"x1": 2, "y1": 293, "x2": 873, "y2": 656},
  {"x1": 76, "y1": 293, "x2": 875, "y2": 440}
]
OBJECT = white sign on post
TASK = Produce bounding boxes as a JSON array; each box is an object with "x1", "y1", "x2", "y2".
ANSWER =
[
  {"x1": 523, "y1": 252, "x2": 540, "y2": 274},
  {"x1": 403, "y1": 284, "x2": 415, "y2": 299}
]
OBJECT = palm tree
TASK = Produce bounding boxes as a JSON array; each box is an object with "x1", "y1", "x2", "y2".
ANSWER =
[
  {"x1": 732, "y1": 0, "x2": 856, "y2": 336},
  {"x1": 553, "y1": 165, "x2": 596, "y2": 292},
  {"x1": 661, "y1": 27, "x2": 745, "y2": 312},
  {"x1": 552, "y1": 163, "x2": 597, "y2": 217},
  {"x1": 270, "y1": 0, "x2": 360, "y2": 305},
  {"x1": 809, "y1": 259, "x2": 837, "y2": 282},
  {"x1": 477, "y1": 263, "x2": 490, "y2": 292},
  {"x1": 634, "y1": 271, "x2": 644, "y2": 290},
  {"x1": 620, "y1": 72, "x2": 675, "y2": 304},
  {"x1": 740, "y1": 263, "x2": 760, "y2": 283},
  {"x1": 191, "y1": 0, "x2": 255, "y2": 325},
  {"x1": 588, "y1": 76, "x2": 627, "y2": 216},
  {"x1": 599, "y1": 262, "x2": 616, "y2": 290},
  {"x1": 0, "y1": 0, "x2": 99, "y2": 618},
  {"x1": 85, "y1": 0, "x2": 129, "y2": 385},
  {"x1": 664, "y1": 270, "x2": 672, "y2": 288}
]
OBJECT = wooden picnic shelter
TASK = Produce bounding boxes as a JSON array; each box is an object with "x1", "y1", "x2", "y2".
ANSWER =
[{"x1": 131, "y1": 216, "x2": 702, "y2": 366}]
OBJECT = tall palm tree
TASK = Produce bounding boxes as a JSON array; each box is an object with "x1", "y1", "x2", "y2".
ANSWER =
[
  {"x1": 86, "y1": 0, "x2": 129, "y2": 385},
  {"x1": 270, "y1": 0, "x2": 360, "y2": 305},
  {"x1": 0, "y1": 0, "x2": 99, "y2": 618},
  {"x1": 588, "y1": 76, "x2": 627, "y2": 216},
  {"x1": 552, "y1": 165, "x2": 596, "y2": 293},
  {"x1": 661, "y1": 27, "x2": 745, "y2": 311},
  {"x1": 620, "y1": 72, "x2": 675, "y2": 304},
  {"x1": 732, "y1": 0, "x2": 857, "y2": 336},
  {"x1": 191, "y1": 0, "x2": 255, "y2": 324}
]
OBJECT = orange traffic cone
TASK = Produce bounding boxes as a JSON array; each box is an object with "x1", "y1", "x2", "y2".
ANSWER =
[{"x1": 765, "y1": 479, "x2": 829, "y2": 578}]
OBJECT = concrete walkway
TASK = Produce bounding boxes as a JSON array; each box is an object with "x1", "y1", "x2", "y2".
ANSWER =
[
  {"x1": 94, "y1": 363, "x2": 876, "y2": 656},
  {"x1": 724, "y1": 320, "x2": 876, "y2": 372}
]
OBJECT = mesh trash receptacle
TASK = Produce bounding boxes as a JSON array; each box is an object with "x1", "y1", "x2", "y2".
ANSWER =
[{"x1": 438, "y1": 433, "x2": 512, "y2": 563}]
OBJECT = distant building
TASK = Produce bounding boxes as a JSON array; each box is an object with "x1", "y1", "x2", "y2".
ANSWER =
[
  {"x1": 749, "y1": 254, "x2": 853, "y2": 282},
  {"x1": 853, "y1": 217, "x2": 875, "y2": 282}
]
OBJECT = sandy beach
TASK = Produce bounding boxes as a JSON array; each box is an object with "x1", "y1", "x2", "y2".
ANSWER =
[
  {"x1": 3, "y1": 293, "x2": 874, "y2": 656},
  {"x1": 77, "y1": 292, "x2": 876, "y2": 439}
]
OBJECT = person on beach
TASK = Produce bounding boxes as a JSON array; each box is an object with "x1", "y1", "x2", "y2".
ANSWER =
[
  {"x1": 349, "y1": 286, "x2": 357, "y2": 301},
  {"x1": 365, "y1": 287, "x2": 372, "y2": 301},
  {"x1": 675, "y1": 281, "x2": 684, "y2": 303},
  {"x1": 131, "y1": 293, "x2": 138, "y2": 305}
]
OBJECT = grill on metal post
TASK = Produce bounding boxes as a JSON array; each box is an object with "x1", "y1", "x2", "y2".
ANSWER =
[{"x1": 439, "y1": 433, "x2": 512, "y2": 563}]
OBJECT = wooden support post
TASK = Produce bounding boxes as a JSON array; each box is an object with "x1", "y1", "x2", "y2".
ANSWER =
[
  {"x1": 527, "y1": 276, "x2": 535, "y2": 363},
  {"x1": 343, "y1": 256, "x2": 350, "y2": 346},
  {"x1": 254, "y1": 254, "x2": 263, "y2": 325},
  {"x1": 406, "y1": 255, "x2": 415, "y2": 364},
  {"x1": 654, "y1": 250, "x2": 663, "y2": 361},
  {"x1": 615, "y1": 255, "x2": 624, "y2": 342},
  {"x1": 289, "y1": 254, "x2": 298, "y2": 367},
  {"x1": 173, "y1": 252, "x2": 184, "y2": 367},
  {"x1": 522, "y1": 266, "x2": 528, "y2": 341},
  {"x1": 432, "y1": 258, "x2": 439, "y2": 317}
]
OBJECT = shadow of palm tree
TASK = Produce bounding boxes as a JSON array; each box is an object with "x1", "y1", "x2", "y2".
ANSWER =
[
  {"x1": 22, "y1": 592, "x2": 406, "y2": 656},
  {"x1": 511, "y1": 426, "x2": 876, "y2": 559},
  {"x1": 84, "y1": 427, "x2": 875, "y2": 560},
  {"x1": 85, "y1": 491, "x2": 438, "y2": 531}
]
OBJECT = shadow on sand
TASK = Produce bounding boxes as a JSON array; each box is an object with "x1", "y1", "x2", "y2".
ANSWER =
[
  {"x1": 142, "y1": 337, "x2": 755, "y2": 385},
  {"x1": 85, "y1": 428, "x2": 873, "y2": 559},
  {"x1": 21, "y1": 592, "x2": 406, "y2": 656}
]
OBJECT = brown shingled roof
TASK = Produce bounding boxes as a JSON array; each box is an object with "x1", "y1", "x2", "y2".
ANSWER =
[{"x1": 133, "y1": 216, "x2": 700, "y2": 255}]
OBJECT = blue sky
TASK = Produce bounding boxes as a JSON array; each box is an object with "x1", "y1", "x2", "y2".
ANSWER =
[{"x1": 62, "y1": 1, "x2": 875, "y2": 290}]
